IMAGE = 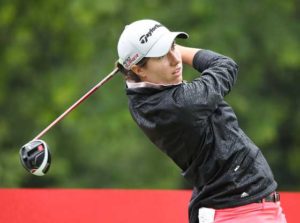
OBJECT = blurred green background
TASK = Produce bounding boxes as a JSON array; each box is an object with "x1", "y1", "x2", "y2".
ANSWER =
[{"x1": 0, "y1": 0, "x2": 299, "y2": 190}]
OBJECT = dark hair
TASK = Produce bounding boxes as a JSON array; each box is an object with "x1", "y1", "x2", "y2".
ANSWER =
[{"x1": 117, "y1": 57, "x2": 149, "y2": 82}]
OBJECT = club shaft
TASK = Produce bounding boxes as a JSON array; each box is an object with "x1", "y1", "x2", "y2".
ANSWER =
[{"x1": 33, "y1": 68, "x2": 119, "y2": 140}]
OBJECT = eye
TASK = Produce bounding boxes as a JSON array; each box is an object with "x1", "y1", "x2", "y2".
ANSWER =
[
  {"x1": 171, "y1": 41, "x2": 176, "y2": 50},
  {"x1": 156, "y1": 41, "x2": 176, "y2": 60}
]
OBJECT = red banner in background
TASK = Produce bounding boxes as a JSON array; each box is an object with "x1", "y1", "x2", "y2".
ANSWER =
[{"x1": 0, "y1": 189, "x2": 298, "y2": 223}]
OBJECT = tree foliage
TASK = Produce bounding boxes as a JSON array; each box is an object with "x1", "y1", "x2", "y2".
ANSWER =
[{"x1": 0, "y1": 0, "x2": 299, "y2": 190}]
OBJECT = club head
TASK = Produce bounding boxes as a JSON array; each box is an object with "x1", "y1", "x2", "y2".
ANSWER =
[{"x1": 19, "y1": 139, "x2": 51, "y2": 176}]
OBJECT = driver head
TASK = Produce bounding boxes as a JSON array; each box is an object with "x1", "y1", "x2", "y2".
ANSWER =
[{"x1": 19, "y1": 139, "x2": 51, "y2": 176}]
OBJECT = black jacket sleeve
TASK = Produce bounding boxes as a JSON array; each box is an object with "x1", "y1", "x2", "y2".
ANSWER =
[
  {"x1": 181, "y1": 50, "x2": 238, "y2": 113},
  {"x1": 193, "y1": 50, "x2": 238, "y2": 97}
]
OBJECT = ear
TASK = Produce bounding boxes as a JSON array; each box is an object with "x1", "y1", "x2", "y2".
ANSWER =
[{"x1": 131, "y1": 65, "x2": 146, "y2": 79}]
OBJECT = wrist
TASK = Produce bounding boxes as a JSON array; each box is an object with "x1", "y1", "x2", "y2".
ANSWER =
[{"x1": 176, "y1": 45, "x2": 200, "y2": 66}]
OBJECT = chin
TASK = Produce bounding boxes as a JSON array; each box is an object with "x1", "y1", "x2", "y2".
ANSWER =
[
  {"x1": 173, "y1": 77, "x2": 183, "y2": 85},
  {"x1": 177, "y1": 74, "x2": 183, "y2": 83}
]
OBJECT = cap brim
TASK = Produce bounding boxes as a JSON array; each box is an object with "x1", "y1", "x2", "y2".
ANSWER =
[{"x1": 145, "y1": 31, "x2": 189, "y2": 57}]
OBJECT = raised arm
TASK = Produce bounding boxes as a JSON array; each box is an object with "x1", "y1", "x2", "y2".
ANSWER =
[
  {"x1": 176, "y1": 44, "x2": 200, "y2": 66},
  {"x1": 175, "y1": 45, "x2": 239, "y2": 113}
]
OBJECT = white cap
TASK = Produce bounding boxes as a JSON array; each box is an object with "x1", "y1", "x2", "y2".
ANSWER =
[{"x1": 117, "y1": 19, "x2": 188, "y2": 70}]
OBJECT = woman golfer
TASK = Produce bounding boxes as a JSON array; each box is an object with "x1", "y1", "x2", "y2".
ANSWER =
[{"x1": 116, "y1": 19, "x2": 287, "y2": 223}]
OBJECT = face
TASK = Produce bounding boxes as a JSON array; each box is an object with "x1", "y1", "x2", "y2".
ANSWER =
[{"x1": 133, "y1": 42, "x2": 183, "y2": 85}]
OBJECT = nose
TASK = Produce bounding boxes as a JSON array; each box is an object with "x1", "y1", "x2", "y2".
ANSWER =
[{"x1": 167, "y1": 50, "x2": 180, "y2": 66}]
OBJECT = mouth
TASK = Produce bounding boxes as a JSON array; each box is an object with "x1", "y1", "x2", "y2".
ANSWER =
[{"x1": 172, "y1": 67, "x2": 182, "y2": 75}]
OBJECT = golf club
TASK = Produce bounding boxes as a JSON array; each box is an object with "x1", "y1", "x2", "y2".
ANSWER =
[{"x1": 19, "y1": 67, "x2": 119, "y2": 176}]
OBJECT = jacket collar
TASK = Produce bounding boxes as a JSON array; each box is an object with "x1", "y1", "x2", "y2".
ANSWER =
[{"x1": 126, "y1": 81, "x2": 181, "y2": 89}]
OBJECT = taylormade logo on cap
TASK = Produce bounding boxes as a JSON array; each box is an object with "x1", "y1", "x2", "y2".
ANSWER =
[
  {"x1": 139, "y1": 24, "x2": 163, "y2": 44},
  {"x1": 117, "y1": 19, "x2": 188, "y2": 70}
]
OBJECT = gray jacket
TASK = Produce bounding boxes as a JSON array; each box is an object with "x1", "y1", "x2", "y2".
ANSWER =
[{"x1": 126, "y1": 50, "x2": 277, "y2": 223}]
